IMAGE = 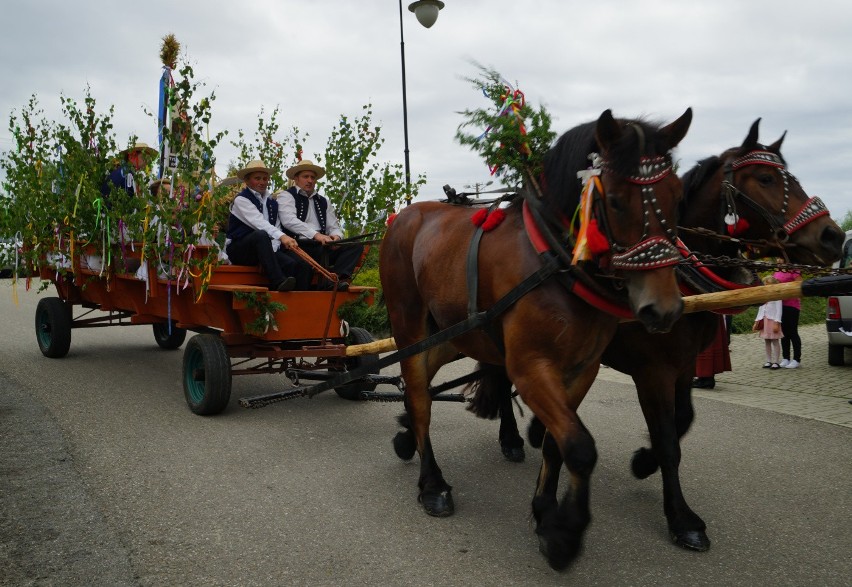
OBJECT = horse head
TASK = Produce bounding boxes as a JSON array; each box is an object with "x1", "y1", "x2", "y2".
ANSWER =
[
  {"x1": 681, "y1": 119, "x2": 844, "y2": 266},
  {"x1": 591, "y1": 107, "x2": 693, "y2": 333}
]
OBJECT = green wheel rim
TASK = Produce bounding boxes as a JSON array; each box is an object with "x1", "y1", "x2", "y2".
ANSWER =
[
  {"x1": 184, "y1": 346, "x2": 206, "y2": 404},
  {"x1": 36, "y1": 308, "x2": 52, "y2": 349}
]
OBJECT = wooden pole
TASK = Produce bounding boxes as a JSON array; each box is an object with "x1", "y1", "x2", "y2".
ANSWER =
[{"x1": 345, "y1": 276, "x2": 852, "y2": 357}]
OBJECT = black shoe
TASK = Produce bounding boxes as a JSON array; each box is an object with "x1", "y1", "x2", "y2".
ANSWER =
[
  {"x1": 692, "y1": 377, "x2": 715, "y2": 389},
  {"x1": 317, "y1": 279, "x2": 348, "y2": 291},
  {"x1": 275, "y1": 277, "x2": 296, "y2": 291}
]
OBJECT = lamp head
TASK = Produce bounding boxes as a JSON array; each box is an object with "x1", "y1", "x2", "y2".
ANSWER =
[{"x1": 408, "y1": 0, "x2": 444, "y2": 29}]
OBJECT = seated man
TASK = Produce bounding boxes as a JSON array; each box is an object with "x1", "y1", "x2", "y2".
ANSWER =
[
  {"x1": 224, "y1": 160, "x2": 308, "y2": 292},
  {"x1": 279, "y1": 160, "x2": 364, "y2": 290}
]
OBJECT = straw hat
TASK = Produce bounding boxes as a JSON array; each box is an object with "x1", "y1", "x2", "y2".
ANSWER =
[
  {"x1": 236, "y1": 160, "x2": 272, "y2": 180},
  {"x1": 119, "y1": 142, "x2": 157, "y2": 158},
  {"x1": 147, "y1": 178, "x2": 171, "y2": 191},
  {"x1": 285, "y1": 159, "x2": 325, "y2": 180}
]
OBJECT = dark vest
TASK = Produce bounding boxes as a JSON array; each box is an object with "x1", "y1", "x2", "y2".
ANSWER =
[
  {"x1": 282, "y1": 187, "x2": 328, "y2": 237},
  {"x1": 226, "y1": 188, "x2": 279, "y2": 241}
]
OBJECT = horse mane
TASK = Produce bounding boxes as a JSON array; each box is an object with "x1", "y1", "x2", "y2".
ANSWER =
[
  {"x1": 536, "y1": 117, "x2": 676, "y2": 216},
  {"x1": 680, "y1": 155, "x2": 722, "y2": 212}
]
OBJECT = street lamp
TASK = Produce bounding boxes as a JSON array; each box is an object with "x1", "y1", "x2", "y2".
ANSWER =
[{"x1": 399, "y1": 0, "x2": 444, "y2": 205}]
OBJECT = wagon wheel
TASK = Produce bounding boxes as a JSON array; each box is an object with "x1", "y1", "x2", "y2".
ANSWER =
[
  {"x1": 334, "y1": 327, "x2": 380, "y2": 400},
  {"x1": 153, "y1": 321, "x2": 187, "y2": 350},
  {"x1": 35, "y1": 297, "x2": 72, "y2": 358},
  {"x1": 182, "y1": 334, "x2": 232, "y2": 415}
]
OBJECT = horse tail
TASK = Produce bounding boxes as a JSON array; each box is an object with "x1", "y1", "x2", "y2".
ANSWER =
[{"x1": 466, "y1": 362, "x2": 512, "y2": 419}]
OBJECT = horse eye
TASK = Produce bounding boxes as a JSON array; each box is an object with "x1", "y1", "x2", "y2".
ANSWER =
[
  {"x1": 757, "y1": 173, "x2": 775, "y2": 187},
  {"x1": 606, "y1": 193, "x2": 625, "y2": 213}
]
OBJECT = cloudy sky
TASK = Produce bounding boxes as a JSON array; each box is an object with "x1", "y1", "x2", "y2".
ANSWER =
[{"x1": 1, "y1": 0, "x2": 850, "y2": 219}]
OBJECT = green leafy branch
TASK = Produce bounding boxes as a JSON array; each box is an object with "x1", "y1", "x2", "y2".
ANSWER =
[
  {"x1": 234, "y1": 291, "x2": 286, "y2": 335},
  {"x1": 455, "y1": 64, "x2": 555, "y2": 188}
]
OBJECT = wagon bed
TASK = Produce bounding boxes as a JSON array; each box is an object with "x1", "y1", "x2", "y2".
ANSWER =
[{"x1": 34, "y1": 243, "x2": 383, "y2": 414}]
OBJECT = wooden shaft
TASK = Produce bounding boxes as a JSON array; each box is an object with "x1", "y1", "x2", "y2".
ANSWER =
[
  {"x1": 344, "y1": 281, "x2": 807, "y2": 357},
  {"x1": 680, "y1": 281, "x2": 802, "y2": 315}
]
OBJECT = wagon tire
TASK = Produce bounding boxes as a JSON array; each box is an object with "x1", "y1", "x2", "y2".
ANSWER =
[
  {"x1": 827, "y1": 343, "x2": 844, "y2": 366},
  {"x1": 153, "y1": 321, "x2": 187, "y2": 350},
  {"x1": 35, "y1": 297, "x2": 72, "y2": 358},
  {"x1": 182, "y1": 334, "x2": 232, "y2": 415},
  {"x1": 335, "y1": 327, "x2": 380, "y2": 400}
]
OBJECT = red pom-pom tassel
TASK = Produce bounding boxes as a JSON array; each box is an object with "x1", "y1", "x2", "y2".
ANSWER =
[
  {"x1": 481, "y1": 208, "x2": 506, "y2": 231},
  {"x1": 471, "y1": 208, "x2": 488, "y2": 227},
  {"x1": 726, "y1": 217, "x2": 750, "y2": 236},
  {"x1": 386, "y1": 213, "x2": 397, "y2": 227},
  {"x1": 586, "y1": 219, "x2": 610, "y2": 254}
]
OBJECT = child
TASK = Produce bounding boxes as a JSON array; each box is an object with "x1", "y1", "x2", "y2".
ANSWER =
[{"x1": 752, "y1": 275, "x2": 784, "y2": 369}]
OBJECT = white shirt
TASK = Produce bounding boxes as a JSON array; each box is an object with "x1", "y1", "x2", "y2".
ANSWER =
[
  {"x1": 226, "y1": 188, "x2": 285, "y2": 251},
  {"x1": 755, "y1": 299, "x2": 783, "y2": 323},
  {"x1": 277, "y1": 188, "x2": 344, "y2": 240}
]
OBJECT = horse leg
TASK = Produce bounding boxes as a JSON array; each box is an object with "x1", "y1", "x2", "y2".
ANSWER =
[
  {"x1": 518, "y1": 365, "x2": 599, "y2": 571},
  {"x1": 397, "y1": 343, "x2": 460, "y2": 517},
  {"x1": 633, "y1": 371, "x2": 709, "y2": 551},
  {"x1": 497, "y1": 383, "x2": 525, "y2": 462}
]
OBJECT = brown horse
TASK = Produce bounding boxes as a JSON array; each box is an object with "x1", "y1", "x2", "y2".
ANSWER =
[
  {"x1": 468, "y1": 118, "x2": 844, "y2": 554},
  {"x1": 380, "y1": 108, "x2": 693, "y2": 570}
]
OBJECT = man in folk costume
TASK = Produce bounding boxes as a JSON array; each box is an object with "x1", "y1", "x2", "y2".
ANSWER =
[
  {"x1": 101, "y1": 141, "x2": 157, "y2": 203},
  {"x1": 278, "y1": 160, "x2": 363, "y2": 290},
  {"x1": 224, "y1": 160, "x2": 308, "y2": 291}
]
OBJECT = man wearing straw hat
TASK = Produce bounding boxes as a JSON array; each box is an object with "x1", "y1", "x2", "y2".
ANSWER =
[
  {"x1": 100, "y1": 141, "x2": 157, "y2": 202},
  {"x1": 224, "y1": 160, "x2": 307, "y2": 291},
  {"x1": 279, "y1": 160, "x2": 363, "y2": 290}
]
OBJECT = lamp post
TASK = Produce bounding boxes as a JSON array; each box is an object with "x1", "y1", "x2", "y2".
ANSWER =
[{"x1": 399, "y1": 0, "x2": 444, "y2": 205}]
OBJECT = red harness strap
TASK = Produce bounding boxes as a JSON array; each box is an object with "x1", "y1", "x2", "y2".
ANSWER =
[{"x1": 522, "y1": 200, "x2": 635, "y2": 319}]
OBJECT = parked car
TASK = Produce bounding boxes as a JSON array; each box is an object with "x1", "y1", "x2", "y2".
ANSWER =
[{"x1": 825, "y1": 229, "x2": 852, "y2": 365}]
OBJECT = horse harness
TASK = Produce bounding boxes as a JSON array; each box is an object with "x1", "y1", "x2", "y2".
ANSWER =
[{"x1": 719, "y1": 149, "x2": 829, "y2": 246}]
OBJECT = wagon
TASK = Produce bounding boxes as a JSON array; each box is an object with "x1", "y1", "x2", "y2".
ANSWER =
[{"x1": 33, "y1": 243, "x2": 391, "y2": 415}]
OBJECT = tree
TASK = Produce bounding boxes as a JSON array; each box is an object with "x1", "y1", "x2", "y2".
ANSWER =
[{"x1": 838, "y1": 209, "x2": 852, "y2": 232}]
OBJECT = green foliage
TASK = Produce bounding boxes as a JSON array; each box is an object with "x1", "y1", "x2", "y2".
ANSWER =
[
  {"x1": 455, "y1": 64, "x2": 556, "y2": 188},
  {"x1": 322, "y1": 104, "x2": 425, "y2": 235},
  {"x1": 229, "y1": 106, "x2": 307, "y2": 191},
  {"x1": 233, "y1": 291, "x2": 286, "y2": 335},
  {"x1": 337, "y1": 247, "x2": 389, "y2": 336},
  {"x1": 837, "y1": 209, "x2": 852, "y2": 232}
]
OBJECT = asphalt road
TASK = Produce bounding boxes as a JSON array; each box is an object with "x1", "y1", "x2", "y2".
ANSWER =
[{"x1": 1, "y1": 283, "x2": 850, "y2": 586}]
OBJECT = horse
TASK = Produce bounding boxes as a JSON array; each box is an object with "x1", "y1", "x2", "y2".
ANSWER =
[
  {"x1": 379, "y1": 108, "x2": 693, "y2": 571},
  {"x1": 460, "y1": 118, "x2": 845, "y2": 554}
]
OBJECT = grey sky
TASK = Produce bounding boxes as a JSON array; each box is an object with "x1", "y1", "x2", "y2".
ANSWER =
[{"x1": 1, "y1": 0, "x2": 850, "y2": 219}]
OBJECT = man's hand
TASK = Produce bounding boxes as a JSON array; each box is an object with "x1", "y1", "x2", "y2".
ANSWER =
[
  {"x1": 279, "y1": 235, "x2": 299, "y2": 250},
  {"x1": 313, "y1": 233, "x2": 335, "y2": 245}
]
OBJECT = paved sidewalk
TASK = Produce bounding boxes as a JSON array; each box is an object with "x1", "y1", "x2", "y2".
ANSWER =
[{"x1": 597, "y1": 323, "x2": 852, "y2": 429}]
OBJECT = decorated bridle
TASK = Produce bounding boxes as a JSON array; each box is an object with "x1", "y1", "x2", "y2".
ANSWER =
[
  {"x1": 574, "y1": 151, "x2": 682, "y2": 271},
  {"x1": 720, "y1": 149, "x2": 829, "y2": 245}
]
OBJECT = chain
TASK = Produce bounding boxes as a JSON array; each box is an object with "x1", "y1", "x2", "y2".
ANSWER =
[{"x1": 685, "y1": 253, "x2": 852, "y2": 276}]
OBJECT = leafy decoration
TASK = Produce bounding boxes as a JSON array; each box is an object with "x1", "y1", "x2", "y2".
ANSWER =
[
  {"x1": 455, "y1": 64, "x2": 555, "y2": 188},
  {"x1": 234, "y1": 291, "x2": 286, "y2": 335}
]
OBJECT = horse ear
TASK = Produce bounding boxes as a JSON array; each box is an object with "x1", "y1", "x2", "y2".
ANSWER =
[
  {"x1": 767, "y1": 130, "x2": 787, "y2": 153},
  {"x1": 595, "y1": 109, "x2": 621, "y2": 151},
  {"x1": 740, "y1": 118, "x2": 761, "y2": 152},
  {"x1": 658, "y1": 107, "x2": 692, "y2": 150}
]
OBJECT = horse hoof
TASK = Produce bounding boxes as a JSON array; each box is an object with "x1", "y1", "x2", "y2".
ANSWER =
[
  {"x1": 630, "y1": 448, "x2": 659, "y2": 479},
  {"x1": 392, "y1": 431, "x2": 416, "y2": 461},
  {"x1": 501, "y1": 445, "x2": 525, "y2": 462},
  {"x1": 419, "y1": 490, "x2": 454, "y2": 517},
  {"x1": 671, "y1": 529, "x2": 711, "y2": 552},
  {"x1": 527, "y1": 418, "x2": 545, "y2": 448},
  {"x1": 537, "y1": 535, "x2": 576, "y2": 572}
]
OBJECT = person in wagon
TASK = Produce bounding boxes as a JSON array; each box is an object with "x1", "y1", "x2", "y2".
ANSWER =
[
  {"x1": 278, "y1": 160, "x2": 363, "y2": 291},
  {"x1": 100, "y1": 141, "x2": 157, "y2": 203},
  {"x1": 224, "y1": 160, "x2": 308, "y2": 292}
]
